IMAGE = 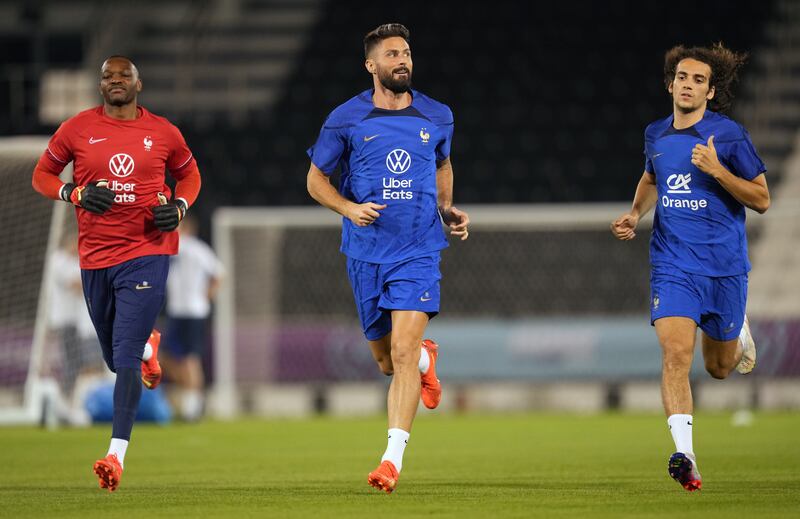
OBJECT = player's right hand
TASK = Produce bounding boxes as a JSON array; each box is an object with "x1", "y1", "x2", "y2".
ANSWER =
[
  {"x1": 611, "y1": 213, "x2": 638, "y2": 241},
  {"x1": 347, "y1": 202, "x2": 387, "y2": 227},
  {"x1": 64, "y1": 179, "x2": 115, "y2": 214}
]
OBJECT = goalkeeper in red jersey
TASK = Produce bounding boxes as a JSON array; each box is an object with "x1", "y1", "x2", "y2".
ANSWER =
[{"x1": 32, "y1": 56, "x2": 202, "y2": 492}]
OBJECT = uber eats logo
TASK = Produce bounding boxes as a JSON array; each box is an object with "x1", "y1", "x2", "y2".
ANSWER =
[{"x1": 383, "y1": 149, "x2": 413, "y2": 200}]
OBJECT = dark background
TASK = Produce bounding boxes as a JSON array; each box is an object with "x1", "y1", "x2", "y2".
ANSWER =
[{"x1": 0, "y1": 0, "x2": 776, "y2": 228}]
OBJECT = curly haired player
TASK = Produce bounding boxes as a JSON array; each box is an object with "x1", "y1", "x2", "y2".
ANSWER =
[{"x1": 612, "y1": 43, "x2": 769, "y2": 491}]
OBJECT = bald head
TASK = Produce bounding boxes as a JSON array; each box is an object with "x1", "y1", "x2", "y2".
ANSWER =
[
  {"x1": 102, "y1": 55, "x2": 139, "y2": 77},
  {"x1": 99, "y1": 55, "x2": 141, "y2": 107}
]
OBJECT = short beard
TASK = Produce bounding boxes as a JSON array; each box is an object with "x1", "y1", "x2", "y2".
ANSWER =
[
  {"x1": 377, "y1": 68, "x2": 412, "y2": 94},
  {"x1": 104, "y1": 91, "x2": 135, "y2": 107}
]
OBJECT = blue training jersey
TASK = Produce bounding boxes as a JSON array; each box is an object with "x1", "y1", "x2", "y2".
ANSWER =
[
  {"x1": 307, "y1": 89, "x2": 452, "y2": 264},
  {"x1": 644, "y1": 110, "x2": 766, "y2": 277}
]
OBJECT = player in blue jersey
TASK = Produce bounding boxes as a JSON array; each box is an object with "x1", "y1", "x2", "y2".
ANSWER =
[
  {"x1": 306, "y1": 23, "x2": 469, "y2": 493},
  {"x1": 612, "y1": 43, "x2": 770, "y2": 492}
]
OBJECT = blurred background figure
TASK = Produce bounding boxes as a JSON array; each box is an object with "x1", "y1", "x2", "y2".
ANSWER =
[
  {"x1": 47, "y1": 229, "x2": 104, "y2": 425},
  {"x1": 162, "y1": 215, "x2": 224, "y2": 422}
]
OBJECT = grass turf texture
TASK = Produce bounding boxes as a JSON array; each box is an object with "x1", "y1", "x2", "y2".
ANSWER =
[{"x1": 0, "y1": 413, "x2": 798, "y2": 518}]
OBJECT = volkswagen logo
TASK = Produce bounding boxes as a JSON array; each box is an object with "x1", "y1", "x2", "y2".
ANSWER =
[
  {"x1": 386, "y1": 149, "x2": 411, "y2": 174},
  {"x1": 109, "y1": 153, "x2": 135, "y2": 178}
]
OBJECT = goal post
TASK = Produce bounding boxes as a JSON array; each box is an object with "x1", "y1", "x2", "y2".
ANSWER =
[
  {"x1": 210, "y1": 207, "x2": 341, "y2": 418},
  {"x1": 0, "y1": 137, "x2": 71, "y2": 425}
]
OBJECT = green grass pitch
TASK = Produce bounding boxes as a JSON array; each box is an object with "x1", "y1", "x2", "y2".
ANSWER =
[{"x1": 1, "y1": 413, "x2": 798, "y2": 518}]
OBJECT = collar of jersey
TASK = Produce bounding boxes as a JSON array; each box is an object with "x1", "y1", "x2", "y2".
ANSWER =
[
  {"x1": 360, "y1": 88, "x2": 416, "y2": 109},
  {"x1": 661, "y1": 110, "x2": 714, "y2": 139},
  {"x1": 98, "y1": 105, "x2": 146, "y2": 123}
]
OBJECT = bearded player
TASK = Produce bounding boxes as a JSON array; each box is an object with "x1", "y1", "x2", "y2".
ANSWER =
[
  {"x1": 32, "y1": 56, "x2": 201, "y2": 492},
  {"x1": 611, "y1": 43, "x2": 769, "y2": 491},
  {"x1": 307, "y1": 24, "x2": 469, "y2": 493}
]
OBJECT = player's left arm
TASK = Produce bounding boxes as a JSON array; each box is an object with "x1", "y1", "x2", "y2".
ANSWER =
[
  {"x1": 153, "y1": 126, "x2": 202, "y2": 231},
  {"x1": 692, "y1": 135, "x2": 770, "y2": 214},
  {"x1": 172, "y1": 162, "x2": 202, "y2": 210},
  {"x1": 436, "y1": 156, "x2": 470, "y2": 240}
]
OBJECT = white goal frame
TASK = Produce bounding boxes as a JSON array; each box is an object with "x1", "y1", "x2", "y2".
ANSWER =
[
  {"x1": 209, "y1": 203, "x2": 650, "y2": 418},
  {"x1": 0, "y1": 137, "x2": 70, "y2": 425},
  {"x1": 210, "y1": 201, "x2": 800, "y2": 418}
]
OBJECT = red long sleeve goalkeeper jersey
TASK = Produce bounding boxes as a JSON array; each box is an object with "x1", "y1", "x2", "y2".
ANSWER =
[{"x1": 37, "y1": 105, "x2": 199, "y2": 269}]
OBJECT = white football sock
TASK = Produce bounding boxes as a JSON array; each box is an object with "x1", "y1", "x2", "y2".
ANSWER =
[
  {"x1": 380, "y1": 428, "x2": 410, "y2": 472},
  {"x1": 667, "y1": 414, "x2": 694, "y2": 455},
  {"x1": 142, "y1": 343, "x2": 153, "y2": 362},
  {"x1": 418, "y1": 345, "x2": 430, "y2": 374},
  {"x1": 738, "y1": 324, "x2": 751, "y2": 358},
  {"x1": 108, "y1": 438, "x2": 129, "y2": 468}
]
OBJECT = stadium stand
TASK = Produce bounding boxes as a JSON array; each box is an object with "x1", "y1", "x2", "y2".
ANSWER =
[
  {"x1": 0, "y1": 0, "x2": 782, "y2": 210},
  {"x1": 180, "y1": 0, "x2": 778, "y2": 214}
]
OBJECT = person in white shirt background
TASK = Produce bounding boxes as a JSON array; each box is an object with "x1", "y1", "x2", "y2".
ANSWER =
[
  {"x1": 161, "y1": 215, "x2": 224, "y2": 422},
  {"x1": 48, "y1": 230, "x2": 105, "y2": 424}
]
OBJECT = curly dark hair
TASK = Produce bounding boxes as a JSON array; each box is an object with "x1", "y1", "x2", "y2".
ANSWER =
[
  {"x1": 663, "y1": 42, "x2": 748, "y2": 113},
  {"x1": 364, "y1": 23, "x2": 410, "y2": 58}
]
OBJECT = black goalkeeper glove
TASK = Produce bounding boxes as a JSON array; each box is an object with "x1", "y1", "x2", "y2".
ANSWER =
[
  {"x1": 152, "y1": 193, "x2": 187, "y2": 232},
  {"x1": 61, "y1": 179, "x2": 115, "y2": 214}
]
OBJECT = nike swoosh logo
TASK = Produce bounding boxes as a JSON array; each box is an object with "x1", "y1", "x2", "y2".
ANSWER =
[
  {"x1": 89, "y1": 137, "x2": 107, "y2": 144},
  {"x1": 135, "y1": 284, "x2": 153, "y2": 290},
  {"x1": 651, "y1": 153, "x2": 664, "y2": 159},
  {"x1": 420, "y1": 296, "x2": 432, "y2": 302},
  {"x1": 364, "y1": 134, "x2": 380, "y2": 142}
]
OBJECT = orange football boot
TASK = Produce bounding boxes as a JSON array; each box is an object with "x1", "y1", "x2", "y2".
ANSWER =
[
  {"x1": 367, "y1": 460, "x2": 399, "y2": 493},
  {"x1": 141, "y1": 329, "x2": 162, "y2": 389},
  {"x1": 420, "y1": 339, "x2": 441, "y2": 409},
  {"x1": 93, "y1": 453, "x2": 123, "y2": 492}
]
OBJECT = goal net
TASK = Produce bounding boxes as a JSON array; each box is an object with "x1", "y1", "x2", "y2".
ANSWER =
[
  {"x1": 211, "y1": 203, "x2": 800, "y2": 417},
  {"x1": 0, "y1": 137, "x2": 72, "y2": 424},
  {"x1": 210, "y1": 204, "x2": 660, "y2": 417}
]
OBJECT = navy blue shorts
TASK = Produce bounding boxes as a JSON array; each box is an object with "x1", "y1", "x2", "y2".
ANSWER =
[
  {"x1": 650, "y1": 265, "x2": 748, "y2": 341},
  {"x1": 81, "y1": 255, "x2": 169, "y2": 372},
  {"x1": 346, "y1": 253, "x2": 441, "y2": 341},
  {"x1": 164, "y1": 317, "x2": 207, "y2": 358}
]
